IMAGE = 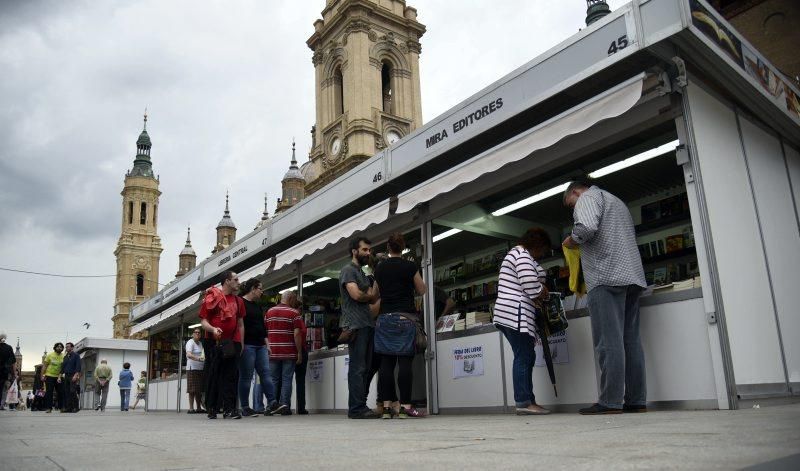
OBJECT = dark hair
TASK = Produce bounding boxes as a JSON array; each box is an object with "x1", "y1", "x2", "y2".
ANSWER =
[
  {"x1": 65, "y1": 342, "x2": 74, "y2": 348},
  {"x1": 348, "y1": 236, "x2": 371, "y2": 256},
  {"x1": 519, "y1": 228, "x2": 552, "y2": 254},
  {"x1": 387, "y1": 232, "x2": 405, "y2": 254},
  {"x1": 563, "y1": 178, "x2": 593, "y2": 205},
  {"x1": 53, "y1": 342, "x2": 64, "y2": 350},
  {"x1": 123, "y1": 362, "x2": 131, "y2": 369},
  {"x1": 240, "y1": 278, "x2": 262, "y2": 296},
  {"x1": 218, "y1": 270, "x2": 236, "y2": 286}
]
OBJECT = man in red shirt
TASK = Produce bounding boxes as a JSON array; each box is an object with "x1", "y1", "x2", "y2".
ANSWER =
[
  {"x1": 266, "y1": 291, "x2": 303, "y2": 415},
  {"x1": 200, "y1": 270, "x2": 244, "y2": 419}
]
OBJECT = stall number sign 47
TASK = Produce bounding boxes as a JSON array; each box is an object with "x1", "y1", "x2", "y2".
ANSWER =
[{"x1": 607, "y1": 35, "x2": 629, "y2": 55}]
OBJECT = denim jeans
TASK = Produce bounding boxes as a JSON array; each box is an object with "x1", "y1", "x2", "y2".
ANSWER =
[
  {"x1": 120, "y1": 389, "x2": 131, "y2": 411},
  {"x1": 497, "y1": 324, "x2": 537, "y2": 408},
  {"x1": 238, "y1": 344, "x2": 275, "y2": 410},
  {"x1": 587, "y1": 285, "x2": 646, "y2": 409},
  {"x1": 269, "y1": 359, "x2": 295, "y2": 406},
  {"x1": 347, "y1": 326, "x2": 375, "y2": 416}
]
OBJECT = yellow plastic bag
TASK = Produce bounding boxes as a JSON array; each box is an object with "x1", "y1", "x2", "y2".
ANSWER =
[{"x1": 562, "y1": 245, "x2": 587, "y2": 296}]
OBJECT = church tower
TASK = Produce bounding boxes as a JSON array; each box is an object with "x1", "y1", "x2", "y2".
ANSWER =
[
  {"x1": 175, "y1": 226, "x2": 197, "y2": 278},
  {"x1": 14, "y1": 338, "x2": 22, "y2": 370},
  {"x1": 303, "y1": 0, "x2": 426, "y2": 194},
  {"x1": 212, "y1": 192, "x2": 237, "y2": 254},
  {"x1": 277, "y1": 141, "x2": 306, "y2": 213},
  {"x1": 113, "y1": 112, "x2": 162, "y2": 339}
]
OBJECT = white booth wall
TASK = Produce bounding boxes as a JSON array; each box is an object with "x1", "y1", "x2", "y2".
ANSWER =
[{"x1": 686, "y1": 80, "x2": 799, "y2": 395}]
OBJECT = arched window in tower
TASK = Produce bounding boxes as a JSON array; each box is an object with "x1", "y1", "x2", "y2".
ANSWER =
[
  {"x1": 153, "y1": 204, "x2": 157, "y2": 227},
  {"x1": 334, "y1": 65, "x2": 344, "y2": 117},
  {"x1": 128, "y1": 201, "x2": 133, "y2": 224},
  {"x1": 136, "y1": 274, "x2": 144, "y2": 296},
  {"x1": 140, "y1": 202, "x2": 147, "y2": 225},
  {"x1": 381, "y1": 61, "x2": 394, "y2": 114}
]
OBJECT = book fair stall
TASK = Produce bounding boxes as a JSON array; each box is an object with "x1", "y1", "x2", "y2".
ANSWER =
[{"x1": 130, "y1": 0, "x2": 800, "y2": 413}]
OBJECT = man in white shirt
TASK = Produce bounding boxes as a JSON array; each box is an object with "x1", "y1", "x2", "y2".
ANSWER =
[{"x1": 185, "y1": 329, "x2": 205, "y2": 413}]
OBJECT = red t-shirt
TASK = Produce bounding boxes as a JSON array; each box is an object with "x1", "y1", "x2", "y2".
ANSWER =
[
  {"x1": 199, "y1": 294, "x2": 245, "y2": 342},
  {"x1": 265, "y1": 304, "x2": 302, "y2": 360}
]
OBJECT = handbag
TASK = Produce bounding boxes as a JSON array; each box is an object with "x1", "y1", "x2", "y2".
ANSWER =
[
  {"x1": 218, "y1": 339, "x2": 237, "y2": 359},
  {"x1": 400, "y1": 313, "x2": 428, "y2": 353},
  {"x1": 539, "y1": 292, "x2": 568, "y2": 335}
]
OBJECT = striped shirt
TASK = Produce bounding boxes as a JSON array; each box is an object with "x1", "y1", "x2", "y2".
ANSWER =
[
  {"x1": 493, "y1": 246, "x2": 546, "y2": 339},
  {"x1": 570, "y1": 186, "x2": 646, "y2": 291},
  {"x1": 265, "y1": 304, "x2": 302, "y2": 360}
]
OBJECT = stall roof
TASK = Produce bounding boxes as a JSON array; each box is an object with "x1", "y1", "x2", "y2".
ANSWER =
[
  {"x1": 131, "y1": 0, "x2": 800, "y2": 325},
  {"x1": 74, "y1": 337, "x2": 147, "y2": 354}
]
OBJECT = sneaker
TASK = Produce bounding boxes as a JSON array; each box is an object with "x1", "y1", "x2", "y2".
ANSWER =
[
  {"x1": 224, "y1": 410, "x2": 242, "y2": 419},
  {"x1": 349, "y1": 410, "x2": 380, "y2": 419},
  {"x1": 623, "y1": 404, "x2": 647, "y2": 413},
  {"x1": 207, "y1": 413, "x2": 217, "y2": 419},
  {"x1": 579, "y1": 403, "x2": 622, "y2": 415},
  {"x1": 241, "y1": 407, "x2": 259, "y2": 417},
  {"x1": 397, "y1": 407, "x2": 408, "y2": 419},
  {"x1": 404, "y1": 407, "x2": 426, "y2": 418},
  {"x1": 381, "y1": 410, "x2": 393, "y2": 419},
  {"x1": 273, "y1": 404, "x2": 288, "y2": 415},
  {"x1": 95, "y1": 405, "x2": 101, "y2": 411},
  {"x1": 279, "y1": 407, "x2": 292, "y2": 416}
]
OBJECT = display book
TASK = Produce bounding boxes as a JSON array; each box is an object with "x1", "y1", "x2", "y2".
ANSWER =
[
  {"x1": 151, "y1": 334, "x2": 179, "y2": 378},
  {"x1": 636, "y1": 192, "x2": 700, "y2": 287},
  {"x1": 303, "y1": 305, "x2": 326, "y2": 351},
  {"x1": 434, "y1": 248, "x2": 506, "y2": 305}
]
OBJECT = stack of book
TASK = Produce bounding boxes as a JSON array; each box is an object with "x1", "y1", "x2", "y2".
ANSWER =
[
  {"x1": 465, "y1": 311, "x2": 492, "y2": 329},
  {"x1": 453, "y1": 318, "x2": 466, "y2": 331}
]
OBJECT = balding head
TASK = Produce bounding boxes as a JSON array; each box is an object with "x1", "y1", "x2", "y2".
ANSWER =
[
  {"x1": 100, "y1": 359, "x2": 108, "y2": 364},
  {"x1": 0, "y1": 332, "x2": 6, "y2": 342},
  {"x1": 281, "y1": 290, "x2": 298, "y2": 307}
]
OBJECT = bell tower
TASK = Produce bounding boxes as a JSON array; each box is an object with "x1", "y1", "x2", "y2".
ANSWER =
[
  {"x1": 304, "y1": 0, "x2": 426, "y2": 194},
  {"x1": 114, "y1": 112, "x2": 162, "y2": 339},
  {"x1": 175, "y1": 226, "x2": 197, "y2": 278}
]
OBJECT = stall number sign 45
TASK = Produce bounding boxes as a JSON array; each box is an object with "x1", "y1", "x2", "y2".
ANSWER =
[{"x1": 607, "y1": 35, "x2": 629, "y2": 55}]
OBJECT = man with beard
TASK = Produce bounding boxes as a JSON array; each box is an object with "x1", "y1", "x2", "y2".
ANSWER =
[{"x1": 340, "y1": 236, "x2": 380, "y2": 419}]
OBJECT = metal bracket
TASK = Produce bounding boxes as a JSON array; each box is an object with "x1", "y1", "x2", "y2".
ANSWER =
[
  {"x1": 670, "y1": 56, "x2": 688, "y2": 89},
  {"x1": 675, "y1": 143, "x2": 690, "y2": 166},
  {"x1": 707, "y1": 311, "x2": 717, "y2": 324}
]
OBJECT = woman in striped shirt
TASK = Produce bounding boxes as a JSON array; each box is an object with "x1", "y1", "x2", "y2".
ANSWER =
[{"x1": 494, "y1": 228, "x2": 551, "y2": 415}]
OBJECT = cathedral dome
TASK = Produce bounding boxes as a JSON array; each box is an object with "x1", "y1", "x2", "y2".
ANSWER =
[
  {"x1": 180, "y1": 245, "x2": 196, "y2": 256},
  {"x1": 283, "y1": 166, "x2": 305, "y2": 181},
  {"x1": 300, "y1": 161, "x2": 318, "y2": 182},
  {"x1": 137, "y1": 130, "x2": 151, "y2": 147}
]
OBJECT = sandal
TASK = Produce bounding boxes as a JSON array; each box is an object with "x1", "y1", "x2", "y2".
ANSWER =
[{"x1": 187, "y1": 409, "x2": 196, "y2": 414}]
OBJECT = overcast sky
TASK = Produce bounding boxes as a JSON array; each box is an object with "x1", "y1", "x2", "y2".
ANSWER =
[{"x1": 0, "y1": 0, "x2": 629, "y2": 370}]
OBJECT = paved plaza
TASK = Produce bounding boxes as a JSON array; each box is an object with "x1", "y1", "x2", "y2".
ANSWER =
[{"x1": 1, "y1": 404, "x2": 799, "y2": 470}]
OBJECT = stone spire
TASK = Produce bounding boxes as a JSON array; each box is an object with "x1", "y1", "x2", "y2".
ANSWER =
[
  {"x1": 277, "y1": 140, "x2": 306, "y2": 213},
  {"x1": 585, "y1": 0, "x2": 611, "y2": 26},
  {"x1": 129, "y1": 109, "x2": 155, "y2": 178},
  {"x1": 176, "y1": 226, "x2": 197, "y2": 277},
  {"x1": 213, "y1": 192, "x2": 237, "y2": 254},
  {"x1": 255, "y1": 194, "x2": 270, "y2": 230}
]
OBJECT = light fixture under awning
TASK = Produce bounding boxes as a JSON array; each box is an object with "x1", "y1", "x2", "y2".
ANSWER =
[
  {"x1": 272, "y1": 199, "x2": 393, "y2": 272},
  {"x1": 395, "y1": 74, "x2": 646, "y2": 215}
]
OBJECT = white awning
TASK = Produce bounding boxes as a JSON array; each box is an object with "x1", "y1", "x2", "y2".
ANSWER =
[
  {"x1": 272, "y1": 199, "x2": 393, "y2": 272},
  {"x1": 395, "y1": 74, "x2": 645, "y2": 215},
  {"x1": 130, "y1": 293, "x2": 201, "y2": 335}
]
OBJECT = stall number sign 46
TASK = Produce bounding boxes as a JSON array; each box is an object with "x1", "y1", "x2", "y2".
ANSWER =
[
  {"x1": 372, "y1": 171, "x2": 383, "y2": 183},
  {"x1": 607, "y1": 35, "x2": 629, "y2": 55}
]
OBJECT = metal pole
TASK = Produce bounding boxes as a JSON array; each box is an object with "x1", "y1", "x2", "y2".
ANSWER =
[
  {"x1": 176, "y1": 316, "x2": 184, "y2": 413},
  {"x1": 145, "y1": 328, "x2": 151, "y2": 413}
]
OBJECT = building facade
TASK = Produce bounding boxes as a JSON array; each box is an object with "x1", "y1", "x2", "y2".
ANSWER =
[{"x1": 113, "y1": 114, "x2": 163, "y2": 339}]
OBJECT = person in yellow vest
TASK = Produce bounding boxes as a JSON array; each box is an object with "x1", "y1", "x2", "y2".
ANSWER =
[{"x1": 40, "y1": 342, "x2": 65, "y2": 413}]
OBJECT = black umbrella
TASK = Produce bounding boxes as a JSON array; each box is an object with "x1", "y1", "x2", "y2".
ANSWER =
[{"x1": 536, "y1": 294, "x2": 568, "y2": 397}]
